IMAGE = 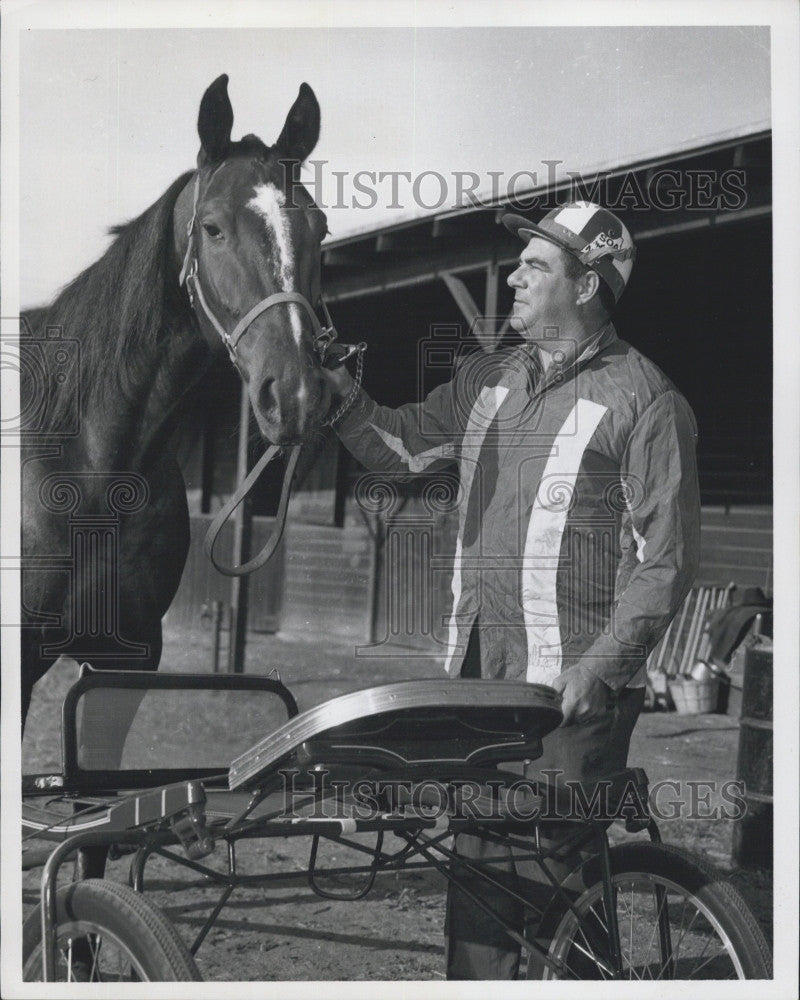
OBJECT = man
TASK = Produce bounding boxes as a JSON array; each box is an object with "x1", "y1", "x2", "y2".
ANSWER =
[{"x1": 323, "y1": 201, "x2": 701, "y2": 978}]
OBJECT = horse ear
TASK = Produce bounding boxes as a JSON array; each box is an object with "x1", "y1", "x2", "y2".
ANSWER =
[
  {"x1": 274, "y1": 83, "x2": 320, "y2": 162},
  {"x1": 198, "y1": 74, "x2": 234, "y2": 164}
]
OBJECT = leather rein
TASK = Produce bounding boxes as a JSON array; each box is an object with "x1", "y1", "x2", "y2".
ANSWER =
[{"x1": 178, "y1": 173, "x2": 365, "y2": 577}]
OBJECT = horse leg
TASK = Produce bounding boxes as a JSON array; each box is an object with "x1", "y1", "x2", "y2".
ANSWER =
[
  {"x1": 20, "y1": 667, "x2": 34, "y2": 738},
  {"x1": 20, "y1": 635, "x2": 35, "y2": 734},
  {"x1": 75, "y1": 616, "x2": 163, "y2": 881},
  {"x1": 75, "y1": 611, "x2": 163, "y2": 766},
  {"x1": 20, "y1": 626, "x2": 55, "y2": 736}
]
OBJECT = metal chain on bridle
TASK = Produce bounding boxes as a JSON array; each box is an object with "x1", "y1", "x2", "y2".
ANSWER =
[
  {"x1": 178, "y1": 173, "x2": 366, "y2": 576},
  {"x1": 322, "y1": 340, "x2": 366, "y2": 427}
]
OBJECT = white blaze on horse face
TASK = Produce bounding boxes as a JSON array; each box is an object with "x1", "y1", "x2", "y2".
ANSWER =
[
  {"x1": 247, "y1": 183, "x2": 302, "y2": 348},
  {"x1": 296, "y1": 379, "x2": 309, "y2": 428}
]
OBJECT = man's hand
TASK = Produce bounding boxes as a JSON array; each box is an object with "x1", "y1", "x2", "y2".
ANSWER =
[
  {"x1": 320, "y1": 364, "x2": 354, "y2": 399},
  {"x1": 550, "y1": 664, "x2": 614, "y2": 726}
]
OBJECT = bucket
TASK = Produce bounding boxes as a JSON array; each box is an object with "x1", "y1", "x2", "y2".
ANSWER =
[{"x1": 667, "y1": 677, "x2": 720, "y2": 715}]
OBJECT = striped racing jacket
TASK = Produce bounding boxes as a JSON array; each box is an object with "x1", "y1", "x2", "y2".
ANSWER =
[{"x1": 335, "y1": 324, "x2": 701, "y2": 691}]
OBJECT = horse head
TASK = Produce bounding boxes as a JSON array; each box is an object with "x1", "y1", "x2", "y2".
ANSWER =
[{"x1": 176, "y1": 75, "x2": 332, "y2": 445}]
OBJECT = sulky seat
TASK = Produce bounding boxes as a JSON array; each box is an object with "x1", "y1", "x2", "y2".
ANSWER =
[{"x1": 228, "y1": 679, "x2": 563, "y2": 789}]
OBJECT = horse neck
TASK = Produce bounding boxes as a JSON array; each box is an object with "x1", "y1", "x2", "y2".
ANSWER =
[
  {"x1": 82, "y1": 322, "x2": 211, "y2": 473},
  {"x1": 74, "y1": 172, "x2": 212, "y2": 472}
]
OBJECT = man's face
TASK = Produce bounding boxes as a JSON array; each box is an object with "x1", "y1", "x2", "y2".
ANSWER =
[{"x1": 507, "y1": 236, "x2": 581, "y2": 345}]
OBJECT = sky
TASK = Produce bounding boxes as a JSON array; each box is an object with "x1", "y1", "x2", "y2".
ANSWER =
[{"x1": 15, "y1": 21, "x2": 771, "y2": 306}]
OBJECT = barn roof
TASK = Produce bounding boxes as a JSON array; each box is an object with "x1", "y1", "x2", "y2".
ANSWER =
[{"x1": 322, "y1": 128, "x2": 771, "y2": 303}]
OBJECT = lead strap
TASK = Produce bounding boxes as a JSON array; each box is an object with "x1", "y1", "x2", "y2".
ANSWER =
[{"x1": 203, "y1": 445, "x2": 301, "y2": 576}]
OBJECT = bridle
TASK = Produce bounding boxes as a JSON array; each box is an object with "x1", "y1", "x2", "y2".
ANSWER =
[
  {"x1": 178, "y1": 174, "x2": 340, "y2": 364},
  {"x1": 179, "y1": 172, "x2": 366, "y2": 576}
]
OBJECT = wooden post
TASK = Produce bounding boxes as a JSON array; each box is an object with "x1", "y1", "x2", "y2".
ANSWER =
[
  {"x1": 211, "y1": 600, "x2": 223, "y2": 673},
  {"x1": 484, "y1": 260, "x2": 499, "y2": 328},
  {"x1": 366, "y1": 514, "x2": 384, "y2": 645},
  {"x1": 227, "y1": 381, "x2": 252, "y2": 674},
  {"x1": 441, "y1": 272, "x2": 480, "y2": 329},
  {"x1": 200, "y1": 411, "x2": 215, "y2": 515},
  {"x1": 333, "y1": 441, "x2": 348, "y2": 529},
  {"x1": 442, "y1": 270, "x2": 499, "y2": 353}
]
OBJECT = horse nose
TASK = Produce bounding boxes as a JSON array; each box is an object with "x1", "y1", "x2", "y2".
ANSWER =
[{"x1": 257, "y1": 376, "x2": 278, "y2": 419}]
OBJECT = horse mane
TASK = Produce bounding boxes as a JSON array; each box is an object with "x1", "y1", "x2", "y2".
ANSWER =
[{"x1": 24, "y1": 170, "x2": 196, "y2": 434}]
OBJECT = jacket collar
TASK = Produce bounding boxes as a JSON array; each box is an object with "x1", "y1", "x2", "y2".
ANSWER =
[
  {"x1": 571, "y1": 321, "x2": 618, "y2": 370},
  {"x1": 523, "y1": 321, "x2": 617, "y2": 394}
]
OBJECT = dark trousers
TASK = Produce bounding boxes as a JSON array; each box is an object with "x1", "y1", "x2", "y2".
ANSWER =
[{"x1": 445, "y1": 626, "x2": 645, "y2": 980}]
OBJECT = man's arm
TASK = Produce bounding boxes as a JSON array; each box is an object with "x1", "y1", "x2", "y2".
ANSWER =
[
  {"x1": 322, "y1": 365, "x2": 460, "y2": 474},
  {"x1": 556, "y1": 390, "x2": 701, "y2": 721}
]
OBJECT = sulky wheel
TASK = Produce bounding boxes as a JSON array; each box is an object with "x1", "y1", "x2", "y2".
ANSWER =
[
  {"x1": 23, "y1": 878, "x2": 202, "y2": 982},
  {"x1": 530, "y1": 842, "x2": 772, "y2": 980}
]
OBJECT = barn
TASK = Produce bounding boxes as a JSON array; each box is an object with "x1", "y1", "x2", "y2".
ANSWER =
[{"x1": 168, "y1": 125, "x2": 773, "y2": 667}]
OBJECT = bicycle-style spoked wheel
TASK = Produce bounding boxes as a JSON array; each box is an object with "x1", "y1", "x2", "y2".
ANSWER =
[
  {"x1": 23, "y1": 879, "x2": 201, "y2": 982},
  {"x1": 535, "y1": 843, "x2": 772, "y2": 980}
]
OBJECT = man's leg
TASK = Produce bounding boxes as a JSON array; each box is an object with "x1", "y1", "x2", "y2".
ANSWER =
[
  {"x1": 444, "y1": 831, "x2": 524, "y2": 980},
  {"x1": 445, "y1": 623, "x2": 525, "y2": 979},
  {"x1": 513, "y1": 687, "x2": 645, "y2": 976}
]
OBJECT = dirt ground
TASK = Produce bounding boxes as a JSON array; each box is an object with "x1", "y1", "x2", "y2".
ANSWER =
[{"x1": 21, "y1": 625, "x2": 773, "y2": 982}]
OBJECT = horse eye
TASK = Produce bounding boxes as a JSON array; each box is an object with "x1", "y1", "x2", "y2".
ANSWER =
[{"x1": 203, "y1": 223, "x2": 223, "y2": 240}]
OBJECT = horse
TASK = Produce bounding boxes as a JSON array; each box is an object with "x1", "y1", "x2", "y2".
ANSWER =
[{"x1": 20, "y1": 75, "x2": 333, "y2": 731}]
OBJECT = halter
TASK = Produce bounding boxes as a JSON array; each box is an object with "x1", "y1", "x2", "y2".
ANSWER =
[
  {"x1": 182, "y1": 172, "x2": 367, "y2": 576},
  {"x1": 178, "y1": 173, "x2": 340, "y2": 363}
]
